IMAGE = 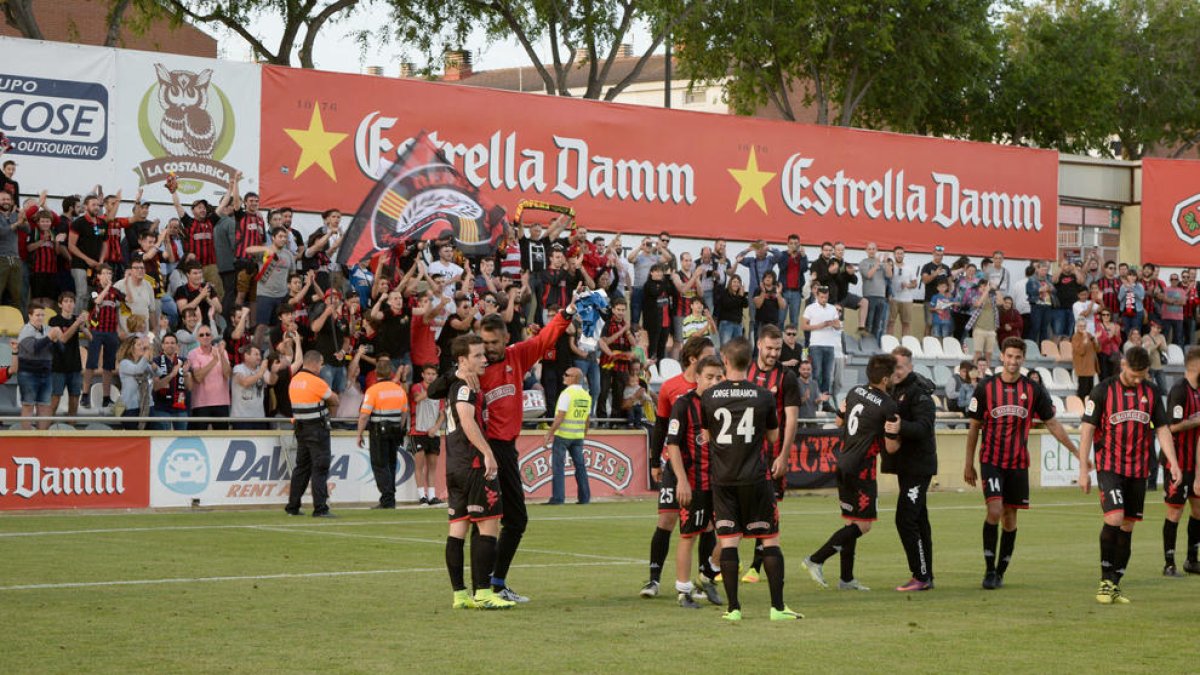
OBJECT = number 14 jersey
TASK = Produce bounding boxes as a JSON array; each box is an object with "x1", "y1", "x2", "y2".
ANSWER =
[{"x1": 701, "y1": 380, "x2": 779, "y2": 486}]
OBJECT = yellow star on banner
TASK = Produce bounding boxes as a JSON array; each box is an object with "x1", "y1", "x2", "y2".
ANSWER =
[
  {"x1": 284, "y1": 104, "x2": 347, "y2": 181},
  {"x1": 727, "y1": 147, "x2": 776, "y2": 214}
]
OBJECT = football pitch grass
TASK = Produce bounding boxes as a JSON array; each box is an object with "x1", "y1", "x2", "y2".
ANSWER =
[{"x1": 2, "y1": 488, "x2": 1194, "y2": 673}]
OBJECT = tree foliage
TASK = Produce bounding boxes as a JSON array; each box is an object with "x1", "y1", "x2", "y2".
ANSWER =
[
  {"x1": 673, "y1": 0, "x2": 997, "y2": 130},
  {"x1": 386, "y1": 0, "x2": 703, "y2": 100},
  {"x1": 152, "y1": 0, "x2": 364, "y2": 67}
]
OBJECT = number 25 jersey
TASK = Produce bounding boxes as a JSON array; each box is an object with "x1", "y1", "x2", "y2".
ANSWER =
[{"x1": 701, "y1": 380, "x2": 779, "y2": 486}]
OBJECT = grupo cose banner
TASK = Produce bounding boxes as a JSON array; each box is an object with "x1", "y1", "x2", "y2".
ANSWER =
[
  {"x1": 259, "y1": 65, "x2": 1059, "y2": 258},
  {"x1": 149, "y1": 434, "x2": 416, "y2": 508},
  {"x1": 0, "y1": 36, "x2": 260, "y2": 206},
  {"x1": 0, "y1": 38, "x2": 116, "y2": 198},
  {"x1": 0, "y1": 437, "x2": 150, "y2": 510},
  {"x1": 1140, "y1": 158, "x2": 1200, "y2": 267}
]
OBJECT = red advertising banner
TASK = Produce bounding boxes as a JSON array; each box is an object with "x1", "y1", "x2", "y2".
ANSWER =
[
  {"x1": 0, "y1": 438, "x2": 150, "y2": 510},
  {"x1": 259, "y1": 66, "x2": 1058, "y2": 257},
  {"x1": 1141, "y1": 158, "x2": 1200, "y2": 267}
]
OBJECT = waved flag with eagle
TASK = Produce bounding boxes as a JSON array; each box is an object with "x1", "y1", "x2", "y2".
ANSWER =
[{"x1": 337, "y1": 130, "x2": 508, "y2": 269}]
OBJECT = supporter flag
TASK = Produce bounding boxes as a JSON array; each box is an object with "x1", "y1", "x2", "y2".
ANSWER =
[{"x1": 336, "y1": 130, "x2": 508, "y2": 269}]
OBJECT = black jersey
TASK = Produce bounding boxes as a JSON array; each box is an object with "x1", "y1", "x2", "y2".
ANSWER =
[
  {"x1": 839, "y1": 385, "x2": 899, "y2": 478},
  {"x1": 1167, "y1": 377, "x2": 1200, "y2": 473},
  {"x1": 967, "y1": 374, "x2": 1056, "y2": 469},
  {"x1": 1083, "y1": 376, "x2": 1168, "y2": 479},
  {"x1": 666, "y1": 391, "x2": 710, "y2": 491},
  {"x1": 445, "y1": 377, "x2": 485, "y2": 475},
  {"x1": 701, "y1": 380, "x2": 779, "y2": 486}
]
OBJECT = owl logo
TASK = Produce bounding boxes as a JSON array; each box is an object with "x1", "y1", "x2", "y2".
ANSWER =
[{"x1": 154, "y1": 64, "x2": 216, "y2": 158}]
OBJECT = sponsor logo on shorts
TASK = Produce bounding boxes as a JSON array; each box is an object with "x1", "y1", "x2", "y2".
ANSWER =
[
  {"x1": 716, "y1": 519, "x2": 736, "y2": 529},
  {"x1": 839, "y1": 501, "x2": 853, "y2": 512},
  {"x1": 1109, "y1": 410, "x2": 1150, "y2": 425},
  {"x1": 990, "y1": 405, "x2": 1028, "y2": 419},
  {"x1": 747, "y1": 521, "x2": 769, "y2": 530}
]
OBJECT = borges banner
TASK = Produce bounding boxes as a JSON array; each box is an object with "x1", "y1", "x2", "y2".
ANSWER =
[{"x1": 259, "y1": 66, "x2": 1058, "y2": 257}]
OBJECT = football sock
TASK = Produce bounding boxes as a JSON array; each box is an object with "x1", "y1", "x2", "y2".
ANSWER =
[
  {"x1": 761, "y1": 546, "x2": 785, "y2": 611},
  {"x1": 675, "y1": 580, "x2": 694, "y2": 595},
  {"x1": 418, "y1": 487, "x2": 427, "y2": 500},
  {"x1": 649, "y1": 527, "x2": 672, "y2": 583},
  {"x1": 445, "y1": 536, "x2": 466, "y2": 592},
  {"x1": 1115, "y1": 529, "x2": 1132, "y2": 584},
  {"x1": 493, "y1": 528, "x2": 523, "y2": 583},
  {"x1": 1163, "y1": 519, "x2": 1179, "y2": 567},
  {"x1": 812, "y1": 524, "x2": 861, "y2": 565},
  {"x1": 1188, "y1": 517, "x2": 1200, "y2": 563},
  {"x1": 473, "y1": 535, "x2": 498, "y2": 593},
  {"x1": 996, "y1": 529, "x2": 1017, "y2": 577},
  {"x1": 751, "y1": 541, "x2": 764, "y2": 573},
  {"x1": 720, "y1": 548, "x2": 741, "y2": 611},
  {"x1": 840, "y1": 537, "x2": 858, "y2": 583},
  {"x1": 982, "y1": 522, "x2": 999, "y2": 574},
  {"x1": 698, "y1": 531, "x2": 718, "y2": 581},
  {"x1": 1100, "y1": 524, "x2": 1121, "y2": 582}
]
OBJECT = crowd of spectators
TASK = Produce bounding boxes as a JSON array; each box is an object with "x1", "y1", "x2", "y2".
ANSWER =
[{"x1": 1, "y1": 161, "x2": 1197, "y2": 429}]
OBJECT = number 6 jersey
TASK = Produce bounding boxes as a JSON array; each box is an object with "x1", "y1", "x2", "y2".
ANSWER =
[
  {"x1": 839, "y1": 385, "x2": 899, "y2": 478},
  {"x1": 701, "y1": 380, "x2": 779, "y2": 486}
]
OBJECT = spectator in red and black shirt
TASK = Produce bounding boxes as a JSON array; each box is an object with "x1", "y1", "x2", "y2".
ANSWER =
[
  {"x1": 964, "y1": 337, "x2": 1077, "y2": 589},
  {"x1": 1096, "y1": 260, "x2": 1121, "y2": 315},
  {"x1": 223, "y1": 305, "x2": 251, "y2": 367},
  {"x1": 82, "y1": 264, "x2": 124, "y2": 408},
  {"x1": 1162, "y1": 347, "x2": 1200, "y2": 575},
  {"x1": 665, "y1": 355, "x2": 725, "y2": 606},
  {"x1": 1181, "y1": 268, "x2": 1199, "y2": 347},
  {"x1": 173, "y1": 262, "x2": 221, "y2": 324},
  {"x1": 1140, "y1": 263, "x2": 1166, "y2": 330},
  {"x1": 598, "y1": 297, "x2": 635, "y2": 422},
  {"x1": 171, "y1": 190, "x2": 220, "y2": 287},
  {"x1": 100, "y1": 192, "x2": 134, "y2": 279},
  {"x1": 26, "y1": 209, "x2": 63, "y2": 302},
  {"x1": 1078, "y1": 345, "x2": 1181, "y2": 603}
]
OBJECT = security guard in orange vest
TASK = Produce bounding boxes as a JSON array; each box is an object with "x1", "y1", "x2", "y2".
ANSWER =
[
  {"x1": 356, "y1": 358, "x2": 410, "y2": 509},
  {"x1": 287, "y1": 349, "x2": 340, "y2": 518}
]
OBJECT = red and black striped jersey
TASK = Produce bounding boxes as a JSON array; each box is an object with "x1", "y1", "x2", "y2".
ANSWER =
[
  {"x1": 967, "y1": 374, "x2": 1056, "y2": 469},
  {"x1": 1143, "y1": 278, "x2": 1165, "y2": 316},
  {"x1": 90, "y1": 285, "x2": 124, "y2": 333},
  {"x1": 1083, "y1": 376, "x2": 1169, "y2": 478},
  {"x1": 656, "y1": 373, "x2": 697, "y2": 461},
  {"x1": 747, "y1": 361, "x2": 802, "y2": 432},
  {"x1": 224, "y1": 331, "x2": 249, "y2": 367},
  {"x1": 104, "y1": 217, "x2": 129, "y2": 263},
  {"x1": 234, "y1": 210, "x2": 265, "y2": 258},
  {"x1": 666, "y1": 391, "x2": 710, "y2": 490},
  {"x1": 183, "y1": 214, "x2": 216, "y2": 266},
  {"x1": 26, "y1": 229, "x2": 58, "y2": 274},
  {"x1": 1167, "y1": 378, "x2": 1200, "y2": 473},
  {"x1": 1096, "y1": 277, "x2": 1121, "y2": 314},
  {"x1": 599, "y1": 318, "x2": 633, "y2": 372}
]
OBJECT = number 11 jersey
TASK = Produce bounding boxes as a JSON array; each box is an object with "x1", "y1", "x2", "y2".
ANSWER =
[{"x1": 701, "y1": 380, "x2": 779, "y2": 486}]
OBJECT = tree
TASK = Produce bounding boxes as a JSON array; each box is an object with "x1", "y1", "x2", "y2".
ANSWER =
[
  {"x1": 153, "y1": 0, "x2": 363, "y2": 67},
  {"x1": 390, "y1": 0, "x2": 703, "y2": 100},
  {"x1": 4, "y1": 0, "x2": 135, "y2": 47},
  {"x1": 1113, "y1": 0, "x2": 1200, "y2": 159},
  {"x1": 673, "y1": 0, "x2": 997, "y2": 130},
  {"x1": 970, "y1": 0, "x2": 1124, "y2": 155}
]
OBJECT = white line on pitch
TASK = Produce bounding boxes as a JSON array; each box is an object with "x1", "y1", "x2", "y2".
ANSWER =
[
  {"x1": 0, "y1": 501, "x2": 1097, "y2": 538},
  {"x1": 251, "y1": 525, "x2": 643, "y2": 563},
  {"x1": 0, "y1": 560, "x2": 640, "y2": 592}
]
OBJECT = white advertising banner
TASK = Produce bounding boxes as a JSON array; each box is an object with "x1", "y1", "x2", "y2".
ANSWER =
[
  {"x1": 0, "y1": 37, "x2": 260, "y2": 205},
  {"x1": 113, "y1": 50, "x2": 260, "y2": 205},
  {"x1": 149, "y1": 435, "x2": 416, "y2": 508},
  {"x1": 0, "y1": 38, "x2": 116, "y2": 197}
]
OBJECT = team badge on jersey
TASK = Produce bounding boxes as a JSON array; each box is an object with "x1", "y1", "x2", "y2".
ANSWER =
[
  {"x1": 968, "y1": 397, "x2": 978, "y2": 413},
  {"x1": 456, "y1": 386, "x2": 471, "y2": 402},
  {"x1": 1085, "y1": 399, "x2": 1095, "y2": 416},
  {"x1": 1175, "y1": 405, "x2": 1185, "y2": 419},
  {"x1": 668, "y1": 419, "x2": 680, "y2": 435}
]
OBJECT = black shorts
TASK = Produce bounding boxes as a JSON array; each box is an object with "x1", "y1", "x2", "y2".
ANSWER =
[
  {"x1": 658, "y1": 463, "x2": 679, "y2": 512},
  {"x1": 410, "y1": 435, "x2": 441, "y2": 455},
  {"x1": 1097, "y1": 471, "x2": 1146, "y2": 522},
  {"x1": 679, "y1": 489, "x2": 713, "y2": 538},
  {"x1": 837, "y1": 468, "x2": 878, "y2": 522},
  {"x1": 446, "y1": 467, "x2": 503, "y2": 523},
  {"x1": 980, "y1": 463, "x2": 1030, "y2": 510},
  {"x1": 713, "y1": 482, "x2": 779, "y2": 539},
  {"x1": 1163, "y1": 471, "x2": 1197, "y2": 506}
]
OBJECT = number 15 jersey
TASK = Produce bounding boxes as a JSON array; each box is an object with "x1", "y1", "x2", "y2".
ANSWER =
[{"x1": 701, "y1": 380, "x2": 779, "y2": 486}]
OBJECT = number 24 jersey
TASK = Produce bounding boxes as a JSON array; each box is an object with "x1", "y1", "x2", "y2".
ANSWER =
[{"x1": 701, "y1": 380, "x2": 779, "y2": 486}]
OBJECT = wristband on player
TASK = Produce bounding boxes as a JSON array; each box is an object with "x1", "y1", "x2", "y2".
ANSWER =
[{"x1": 885, "y1": 432, "x2": 900, "y2": 440}]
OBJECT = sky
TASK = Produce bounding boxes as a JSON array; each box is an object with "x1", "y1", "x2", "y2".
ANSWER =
[{"x1": 223, "y1": 8, "x2": 658, "y2": 76}]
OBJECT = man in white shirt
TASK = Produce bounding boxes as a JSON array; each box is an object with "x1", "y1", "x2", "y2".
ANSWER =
[
  {"x1": 888, "y1": 246, "x2": 919, "y2": 338},
  {"x1": 427, "y1": 243, "x2": 464, "y2": 299},
  {"x1": 986, "y1": 250, "x2": 1011, "y2": 296},
  {"x1": 801, "y1": 285, "x2": 842, "y2": 396},
  {"x1": 1072, "y1": 285, "x2": 1101, "y2": 337},
  {"x1": 114, "y1": 259, "x2": 157, "y2": 334}
]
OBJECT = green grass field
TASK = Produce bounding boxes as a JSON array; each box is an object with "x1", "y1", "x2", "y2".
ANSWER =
[{"x1": 2, "y1": 488, "x2": 1194, "y2": 673}]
